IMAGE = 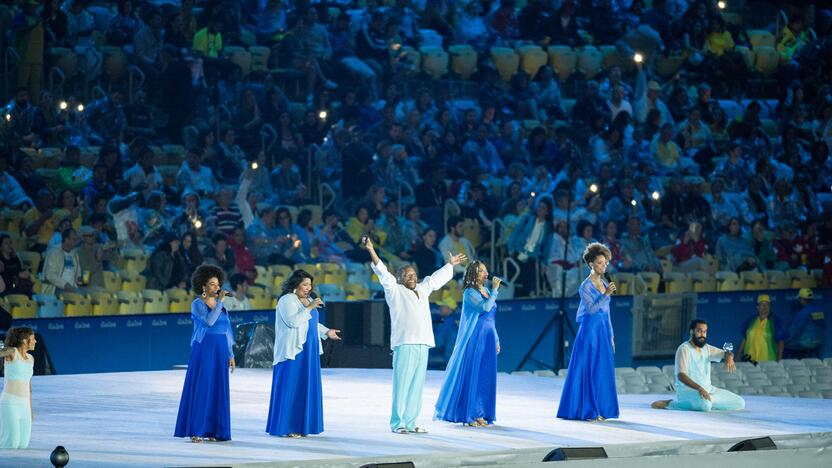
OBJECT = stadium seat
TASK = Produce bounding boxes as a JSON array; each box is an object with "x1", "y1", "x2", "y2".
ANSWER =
[
  {"x1": 655, "y1": 54, "x2": 685, "y2": 79},
  {"x1": 121, "y1": 276, "x2": 147, "y2": 293},
  {"x1": 247, "y1": 285, "x2": 273, "y2": 310},
  {"x1": 577, "y1": 46, "x2": 603, "y2": 79},
  {"x1": 753, "y1": 46, "x2": 779, "y2": 76},
  {"x1": 48, "y1": 48, "x2": 80, "y2": 85},
  {"x1": 90, "y1": 291, "x2": 117, "y2": 316},
  {"x1": 548, "y1": 45, "x2": 577, "y2": 82},
  {"x1": 166, "y1": 288, "x2": 192, "y2": 313},
  {"x1": 448, "y1": 44, "x2": 478, "y2": 79},
  {"x1": 345, "y1": 283, "x2": 371, "y2": 301},
  {"x1": 102, "y1": 271, "x2": 122, "y2": 292},
  {"x1": 637, "y1": 271, "x2": 660, "y2": 294},
  {"x1": 764, "y1": 270, "x2": 790, "y2": 289},
  {"x1": 516, "y1": 44, "x2": 548, "y2": 79},
  {"x1": 99, "y1": 46, "x2": 128, "y2": 82},
  {"x1": 610, "y1": 272, "x2": 633, "y2": 295},
  {"x1": 716, "y1": 271, "x2": 743, "y2": 291},
  {"x1": 733, "y1": 45, "x2": 755, "y2": 69},
  {"x1": 16, "y1": 251, "x2": 41, "y2": 273},
  {"x1": 599, "y1": 44, "x2": 625, "y2": 70},
  {"x1": 61, "y1": 292, "x2": 92, "y2": 317},
  {"x1": 34, "y1": 294, "x2": 64, "y2": 318},
  {"x1": 664, "y1": 272, "x2": 692, "y2": 293},
  {"x1": 690, "y1": 271, "x2": 717, "y2": 292},
  {"x1": 225, "y1": 46, "x2": 252, "y2": 76},
  {"x1": 786, "y1": 268, "x2": 811, "y2": 288},
  {"x1": 116, "y1": 291, "x2": 144, "y2": 315},
  {"x1": 399, "y1": 45, "x2": 422, "y2": 72},
  {"x1": 419, "y1": 46, "x2": 449, "y2": 79},
  {"x1": 491, "y1": 47, "x2": 520, "y2": 82},
  {"x1": 299, "y1": 204, "x2": 323, "y2": 226},
  {"x1": 747, "y1": 29, "x2": 776, "y2": 48},
  {"x1": 5, "y1": 294, "x2": 36, "y2": 319},
  {"x1": 142, "y1": 289, "x2": 170, "y2": 314},
  {"x1": 249, "y1": 46, "x2": 270, "y2": 72},
  {"x1": 740, "y1": 271, "x2": 768, "y2": 290},
  {"x1": 295, "y1": 263, "x2": 322, "y2": 279}
]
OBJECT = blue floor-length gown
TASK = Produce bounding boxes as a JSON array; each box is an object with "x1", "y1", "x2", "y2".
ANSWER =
[
  {"x1": 175, "y1": 300, "x2": 233, "y2": 440},
  {"x1": 435, "y1": 288, "x2": 499, "y2": 424},
  {"x1": 557, "y1": 277, "x2": 619, "y2": 420},
  {"x1": 266, "y1": 309, "x2": 324, "y2": 436}
]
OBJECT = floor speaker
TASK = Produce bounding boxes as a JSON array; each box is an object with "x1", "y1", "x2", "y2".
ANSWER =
[
  {"x1": 543, "y1": 447, "x2": 608, "y2": 461},
  {"x1": 728, "y1": 436, "x2": 777, "y2": 452}
]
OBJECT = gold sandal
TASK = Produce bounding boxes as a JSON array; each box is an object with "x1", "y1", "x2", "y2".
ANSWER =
[{"x1": 190, "y1": 436, "x2": 203, "y2": 443}]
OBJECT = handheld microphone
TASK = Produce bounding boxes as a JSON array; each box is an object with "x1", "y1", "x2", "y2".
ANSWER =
[
  {"x1": 603, "y1": 273, "x2": 615, "y2": 295},
  {"x1": 220, "y1": 290, "x2": 235, "y2": 298},
  {"x1": 309, "y1": 291, "x2": 324, "y2": 306}
]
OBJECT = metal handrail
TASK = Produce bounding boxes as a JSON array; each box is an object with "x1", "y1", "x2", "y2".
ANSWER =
[
  {"x1": 91, "y1": 85, "x2": 106, "y2": 100},
  {"x1": 443, "y1": 198, "x2": 460, "y2": 238},
  {"x1": 259, "y1": 123, "x2": 277, "y2": 153},
  {"x1": 501, "y1": 256, "x2": 521, "y2": 284},
  {"x1": 489, "y1": 217, "x2": 506, "y2": 273},
  {"x1": 320, "y1": 182, "x2": 336, "y2": 210},
  {"x1": 82, "y1": 48, "x2": 102, "y2": 100},
  {"x1": 127, "y1": 65, "x2": 145, "y2": 104}
]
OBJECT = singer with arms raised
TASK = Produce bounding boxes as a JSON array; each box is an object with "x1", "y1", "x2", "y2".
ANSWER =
[
  {"x1": 557, "y1": 242, "x2": 620, "y2": 421},
  {"x1": 364, "y1": 237, "x2": 467, "y2": 434},
  {"x1": 175, "y1": 264, "x2": 236, "y2": 442},
  {"x1": 267, "y1": 269, "x2": 341, "y2": 438},
  {"x1": 435, "y1": 260, "x2": 501, "y2": 427}
]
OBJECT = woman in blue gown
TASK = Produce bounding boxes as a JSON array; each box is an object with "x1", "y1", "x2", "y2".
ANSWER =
[
  {"x1": 557, "y1": 242, "x2": 619, "y2": 421},
  {"x1": 435, "y1": 260, "x2": 501, "y2": 427},
  {"x1": 175, "y1": 264, "x2": 236, "y2": 442},
  {"x1": 267, "y1": 269, "x2": 341, "y2": 438}
]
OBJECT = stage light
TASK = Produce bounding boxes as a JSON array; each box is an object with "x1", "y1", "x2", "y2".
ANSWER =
[
  {"x1": 717, "y1": 1, "x2": 726, "y2": 10},
  {"x1": 651, "y1": 191, "x2": 661, "y2": 200},
  {"x1": 59, "y1": 101, "x2": 68, "y2": 110},
  {"x1": 77, "y1": 104, "x2": 84, "y2": 112},
  {"x1": 633, "y1": 52, "x2": 644, "y2": 63},
  {"x1": 319, "y1": 110, "x2": 327, "y2": 120},
  {"x1": 590, "y1": 184, "x2": 599, "y2": 193},
  {"x1": 50, "y1": 445, "x2": 70, "y2": 467}
]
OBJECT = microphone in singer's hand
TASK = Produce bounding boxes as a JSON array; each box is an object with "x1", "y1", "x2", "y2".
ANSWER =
[
  {"x1": 220, "y1": 290, "x2": 235, "y2": 298},
  {"x1": 309, "y1": 291, "x2": 324, "y2": 305},
  {"x1": 603, "y1": 273, "x2": 615, "y2": 294}
]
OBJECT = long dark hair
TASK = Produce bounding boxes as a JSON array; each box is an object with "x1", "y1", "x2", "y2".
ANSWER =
[
  {"x1": 4, "y1": 326, "x2": 34, "y2": 348},
  {"x1": 280, "y1": 269, "x2": 314, "y2": 297},
  {"x1": 462, "y1": 260, "x2": 486, "y2": 290}
]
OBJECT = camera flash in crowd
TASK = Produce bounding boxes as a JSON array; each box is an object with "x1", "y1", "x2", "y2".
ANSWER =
[
  {"x1": 590, "y1": 183, "x2": 599, "y2": 193},
  {"x1": 77, "y1": 104, "x2": 85, "y2": 112},
  {"x1": 319, "y1": 110, "x2": 327, "y2": 120},
  {"x1": 530, "y1": 191, "x2": 536, "y2": 197},
  {"x1": 717, "y1": 1, "x2": 726, "y2": 10},
  {"x1": 59, "y1": 101, "x2": 68, "y2": 110},
  {"x1": 251, "y1": 162, "x2": 259, "y2": 170},
  {"x1": 630, "y1": 200, "x2": 638, "y2": 207},
  {"x1": 633, "y1": 52, "x2": 644, "y2": 63},
  {"x1": 651, "y1": 191, "x2": 661, "y2": 200},
  {"x1": 4, "y1": 114, "x2": 10, "y2": 122},
  {"x1": 193, "y1": 219, "x2": 203, "y2": 229}
]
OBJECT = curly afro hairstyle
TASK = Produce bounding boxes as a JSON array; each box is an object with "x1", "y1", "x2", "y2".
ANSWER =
[
  {"x1": 191, "y1": 264, "x2": 226, "y2": 295},
  {"x1": 280, "y1": 269, "x2": 315, "y2": 297},
  {"x1": 4, "y1": 326, "x2": 34, "y2": 348},
  {"x1": 582, "y1": 242, "x2": 612, "y2": 266}
]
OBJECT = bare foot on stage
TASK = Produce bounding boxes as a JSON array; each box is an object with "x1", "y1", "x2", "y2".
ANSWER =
[{"x1": 651, "y1": 400, "x2": 671, "y2": 409}]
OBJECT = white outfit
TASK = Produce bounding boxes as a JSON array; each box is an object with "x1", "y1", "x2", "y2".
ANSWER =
[{"x1": 272, "y1": 294, "x2": 330, "y2": 364}]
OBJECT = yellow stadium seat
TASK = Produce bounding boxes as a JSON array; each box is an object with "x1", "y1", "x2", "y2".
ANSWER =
[
  {"x1": 637, "y1": 272, "x2": 661, "y2": 294},
  {"x1": 116, "y1": 291, "x2": 144, "y2": 315},
  {"x1": 577, "y1": 46, "x2": 603, "y2": 79},
  {"x1": 142, "y1": 289, "x2": 170, "y2": 314},
  {"x1": 491, "y1": 47, "x2": 520, "y2": 82},
  {"x1": 167, "y1": 288, "x2": 192, "y2": 313},
  {"x1": 49, "y1": 48, "x2": 80, "y2": 81},
  {"x1": 548, "y1": 45, "x2": 577, "y2": 82},
  {"x1": 295, "y1": 263, "x2": 322, "y2": 278},
  {"x1": 663, "y1": 272, "x2": 692, "y2": 293},
  {"x1": 419, "y1": 46, "x2": 449, "y2": 79},
  {"x1": 399, "y1": 46, "x2": 422, "y2": 72},
  {"x1": 102, "y1": 271, "x2": 122, "y2": 292},
  {"x1": 255, "y1": 265, "x2": 273, "y2": 285},
  {"x1": 90, "y1": 291, "x2": 118, "y2": 316},
  {"x1": 225, "y1": 46, "x2": 252, "y2": 76},
  {"x1": 690, "y1": 271, "x2": 717, "y2": 292},
  {"x1": 299, "y1": 204, "x2": 324, "y2": 227},
  {"x1": 119, "y1": 253, "x2": 148, "y2": 279},
  {"x1": 61, "y1": 292, "x2": 92, "y2": 316},
  {"x1": 247, "y1": 285, "x2": 273, "y2": 310},
  {"x1": 269, "y1": 264, "x2": 293, "y2": 279},
  {"x1": 517, "y1": 44, "x2": 548, "y2": 79},
  {"x1": 740, "y1": 271, "x2": 768, "y2": 290},
  {"x1": 747, "y1": 29, "x2": 775, "y2": 49},
  {"x1": 121, "y1": 276, "x2": 147, "y2": 292},
  {"x1": 763, "y1": 270, "x2": 790, "y2": 289},
  {"x1": 6, "y1": 294, "x2": 36, "y2": 319},
  {"x1": 734, "y1": 45, "x2": 755, "y2": 69},
  {"x1": 345, "y1": 283, "x2": 371, "y2": 301},
  {"x1": 448, "y1": 44, "x2": 478, "y2": 79},
  {"x1": 249, "y1": 46, "x2": 270, "y2": 72},
  {"x1": 610, "y1": 272, "x2": 633, "y2": 295},
  {"x1": 715, "y1": 271, "x2": 742, "y2": 291},
  {"x1": 323, "y1": 271, "x2": 347, "y2": 286},
  {"x1": 655, "y1": 55, "x2": 685, "y2": 79},
  {"x1": 599, "y1": 44, "x2": 626, "y2": 70},
  {"x1": 753, "y1": 46, "x2": 779, "y2": 76},
  {"x1": 100, "y1": 46, "x2": 128, "y2": 81}
]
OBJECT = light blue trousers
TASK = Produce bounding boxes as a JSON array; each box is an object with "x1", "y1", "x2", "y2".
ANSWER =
[
  {"x1": 668, "y1": 387, "x2": 746, "y2": 412},
  {"x1": 0, "y1": 394, "x2": 32, "y2": 449},
  {"x1": 390, "y1": 344, "x2": 429, "y2": 431}
]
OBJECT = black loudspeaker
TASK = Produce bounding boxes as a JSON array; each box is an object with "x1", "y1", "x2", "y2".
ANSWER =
[
  {"x1": 728, "y1": 436, "x2": 777, "y2": 452},
  {"x1": 358, "y1": 463, "x2": 415, "y2": 468},
  {"x1": 543, "y1": 447, "x2": 608, "y2": 461}
]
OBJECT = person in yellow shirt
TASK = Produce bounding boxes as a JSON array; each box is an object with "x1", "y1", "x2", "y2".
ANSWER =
[
  {"x1": 650, "y1": 123, "x2": 682, "y2": 171},
  {"x1": 777, "y1": 18, "x2": 808, "y2": 63},
  {"x1": 704, "y1": 17, "x2": 735, "y2": 57},
  {"x1": 738, "y1": 294, "x2": 786, "y2": 362},
  {"x1": 22, "y1": 189, "x2": 57, "y2": 253},
  {"x1": 193, "y1": 18, "x2": 223, "y2": 59}
]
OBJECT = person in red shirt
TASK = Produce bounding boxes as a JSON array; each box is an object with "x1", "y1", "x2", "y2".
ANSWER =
[{"x1": 671, "y1": 221, "x2": 710, "y2": 273}]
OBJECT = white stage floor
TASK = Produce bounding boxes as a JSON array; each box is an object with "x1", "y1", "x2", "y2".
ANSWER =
[{"x1": 2, "y1": 368, "x2": 832, "y2": 467}]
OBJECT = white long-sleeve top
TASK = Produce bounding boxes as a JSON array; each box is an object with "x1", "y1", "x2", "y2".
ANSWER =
[
  {"x1": 273, "y1": 294, "x2": 330, "y2": 364},
  {"x1": 371, "y1": 260, "x2": 454, "y2": 349}
]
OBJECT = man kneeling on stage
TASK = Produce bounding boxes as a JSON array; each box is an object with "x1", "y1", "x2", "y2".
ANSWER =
[{"x1": 651, "y1": 319, "x2": 745, "y2": 412}]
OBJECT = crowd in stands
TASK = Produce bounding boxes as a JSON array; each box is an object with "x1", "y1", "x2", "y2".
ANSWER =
[{"x1": 1, "y1": 0, "x2": 832, "y2": 309}]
